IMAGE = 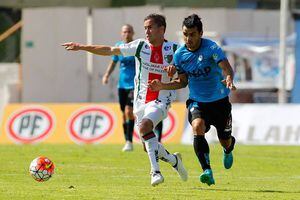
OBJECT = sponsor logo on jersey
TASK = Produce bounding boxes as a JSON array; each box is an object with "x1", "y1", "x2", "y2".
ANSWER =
[
  {"x1": 68, "y1": 106, "x2": 114, "y2": 144},
  {"x1": 164, "y1": 45, "x2": 171, "y2": 51},
  {"x1": 187, "y1": 66, "x2": 211, "y2": 77},
  {"x1": 210, "y1": 44, "x2": 218, "y2": 50},
  {"x1": 198, "y1": 55, "x2": 203, "y2": 61},
  {"x1": 164, "y1": 54, "x2": 173, "y2": 64},
  {"x1": 213, "y1": 53, "x2": 219, "y2": 60},
  {"x1": 144, "y1": 44, "x2": 150, "y2": 49},
  {"x1": 7, "y1": 107, "x2": 55, "y2": 144},
  {"x1": 141, "y1": 50, "x2": 150, "y2": 55}
]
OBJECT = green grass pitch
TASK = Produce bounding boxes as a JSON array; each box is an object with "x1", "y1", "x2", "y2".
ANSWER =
[{"x1": 0, "y1": 144, "x2": 299, "y2": 199}]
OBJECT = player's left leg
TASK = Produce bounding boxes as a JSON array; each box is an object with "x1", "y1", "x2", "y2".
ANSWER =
[
  {"x1": 215, "y1": 97, "x2": 235, "y2": 169},
  {"x1": 218, "y1": 126, "x2": 235, "y2": 169},
  {"x1": 118, "y1": 89, "x2": 130, "y2": 151},
  {"x1": 220, "y1": 136, "x2": 235, "y2": 169},
  {"x1": 139, "y1": 118, "x2": 164, "y2": 186},
  {"x1": 123, "y1": 105, "x2": 134, "y2": 151}
]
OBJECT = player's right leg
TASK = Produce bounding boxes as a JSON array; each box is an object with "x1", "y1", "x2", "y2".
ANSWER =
[
  {"x1": 118, "y1": 89, "x2": 130, "y2": 151},
  {"x1": 188, "y1": 101, "x2": 215, "y2": 186},
  {"x1": 139, "y1": 118, "x2": 164, "y2": 186},
  {"x1": 119, "y1": 89, "x2": 135, "y2": 152}
]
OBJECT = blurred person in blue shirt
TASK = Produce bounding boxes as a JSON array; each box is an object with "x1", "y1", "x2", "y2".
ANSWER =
[{"x1": 102, "y1": 24, "x2": 136, "y2": 152}]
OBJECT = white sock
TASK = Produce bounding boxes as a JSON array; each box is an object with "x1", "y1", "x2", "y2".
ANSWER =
[
  {"x1": 144, "y1": 136, "x2": 160, "y2": 173},
  {"x1": 157, "y1": 143, "x2": 176, "y2": 166}
]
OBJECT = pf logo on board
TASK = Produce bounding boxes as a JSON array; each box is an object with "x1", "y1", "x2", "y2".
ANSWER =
[
  {"x1": 68, "y1": 106, "x2": 114, "y2": 144},
  {"x1": 7, "y1": 107, "x2": 54, "y2": 144}
]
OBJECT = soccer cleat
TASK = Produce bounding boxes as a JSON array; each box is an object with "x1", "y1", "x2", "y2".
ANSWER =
[
  {"x1": 199, "y1": 169, "x2": 215, "y2": 186},
  {"x1": 223, "y1": 151, "x2": 233, "y2": 169},
  {"x1": 173, "y1": 152, "x2": 188, "y2": 181},
  {"x1": 150, "y1": 171, "x2": 164, "y2": 186},
  {"x1": 223, "y1": 136, "x2": 235, "y2": 169},
  {"x1": 122, "y1": 141, "x2": 133, "y2": 152}
]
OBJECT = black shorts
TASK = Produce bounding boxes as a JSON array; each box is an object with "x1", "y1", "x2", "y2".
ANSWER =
[
  {"x1": 118, "y1": 88, "x2": 134, "y2": 112},
  {"x1": 186, "y1": 97, "x2": 232, "y2": 139}
]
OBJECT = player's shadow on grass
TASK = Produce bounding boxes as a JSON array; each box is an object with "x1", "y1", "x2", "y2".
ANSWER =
[{"x1": 197, "y1": 188, "x2": 300, "y2": 194}]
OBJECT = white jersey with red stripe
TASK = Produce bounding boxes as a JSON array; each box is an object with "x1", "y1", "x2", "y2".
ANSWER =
[{"x1": 119, "y1": 38, "x2": 177, "y2": 113}]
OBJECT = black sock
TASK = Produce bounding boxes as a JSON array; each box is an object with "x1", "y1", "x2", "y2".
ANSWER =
[
  {"x1": 224, "y1": 136, "x2": 236, "y2": 154},
  {"x1": 126, "y1": 120, "x2": 134, "y2": 142},
  {"x1": 155, "y1": 121, "x2": 163, "y2": 142},
  {"x1": 193, "y1": 135, "x2": 211, "y2": 170},
  {"x1": 123, "y1": 122, "x2": 128, "y2": 141}
]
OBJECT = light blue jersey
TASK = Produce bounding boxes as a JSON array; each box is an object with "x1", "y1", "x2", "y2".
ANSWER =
[
  {"x1": 175, "y1": 38, "x2": 230, "y2": 102},
  {"x1": 112, "y1": 41, "x2": 135, "y2": 89}
]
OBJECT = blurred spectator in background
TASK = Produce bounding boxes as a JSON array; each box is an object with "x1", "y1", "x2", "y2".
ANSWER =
[{"x1": 102, "y1": 24, "x2": 136, "y2": 152}]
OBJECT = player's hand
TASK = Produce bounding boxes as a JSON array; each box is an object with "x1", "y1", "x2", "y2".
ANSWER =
[
  {"x1": 163, "y1": 65, "x2": 177, "y2": 78},
  {"x1": 102, "y1": 74, "x2": 109, "y2": 85},
  {"x1": 61, "y1": 42, "x2": 81, "y2": 51},
  {"x1": 148, "y1": 79, "x2": 163, "y2": 91},
  {"x1": 221, "y1": 75, "x2": 237, "y2": 91}
]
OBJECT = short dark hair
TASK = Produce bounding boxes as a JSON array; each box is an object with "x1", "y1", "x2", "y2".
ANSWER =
[
  {"x1": 182, "y1": 14, "x2": 203, "y2": 32},
  {"x1": 123, "y1": 24, "x2": 134, "y2": 32},
  {"x1": 144, "y1": 13, "x2": 166, "y2": 31}
]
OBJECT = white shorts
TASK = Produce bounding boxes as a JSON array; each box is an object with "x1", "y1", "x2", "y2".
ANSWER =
[{"x1": 134, "y1": 100, "x2": 170, "y2": 128}]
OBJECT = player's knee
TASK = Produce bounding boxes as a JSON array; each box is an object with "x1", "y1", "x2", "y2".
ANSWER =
[
  {"x1": 124, "y1": 106, "x2": 134, "y2": 119},
  {"x1": 192, "y1": 120, "x2": 205, "y2": 135},
  {"x1": 139, "y1": 119, "x2": 153, "y2": 135},
  {"x1": 121, "y1": 113, "x2": 126, "y2": 122},
  {"x1": 193, "y1": 131, "x2": 205, "y2": 136}
]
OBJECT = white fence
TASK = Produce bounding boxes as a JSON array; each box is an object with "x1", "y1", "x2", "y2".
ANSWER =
[{"x1": 21, "y1": 7, "x2": 293, "y2": 103}]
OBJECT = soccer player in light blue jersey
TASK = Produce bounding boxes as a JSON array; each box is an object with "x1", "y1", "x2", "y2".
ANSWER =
[
  {"x1": 102, "y1": 24, "x2": 136, "y2": 152},
  {"x1": 149, "y1": 14, "x2": 236, "y2": 186}
]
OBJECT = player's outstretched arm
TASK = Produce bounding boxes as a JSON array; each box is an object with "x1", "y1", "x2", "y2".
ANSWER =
[
  {"x1": 149, "y1": 73, "x2": 188, "y2": 91},
  {"x1": 61, "y1": 42, "x2": 121, "y2": 56},
  {"x1": 219, "y1": 59, "x2": 237, "y2": 91},
  {"x1": 102, "y1": 61, "x2": 117, "y2": 85}
]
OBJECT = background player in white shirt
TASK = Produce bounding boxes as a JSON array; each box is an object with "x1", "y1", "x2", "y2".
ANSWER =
[{"x1": 62, "y1": 13, "x2": 187, "y2": 187}]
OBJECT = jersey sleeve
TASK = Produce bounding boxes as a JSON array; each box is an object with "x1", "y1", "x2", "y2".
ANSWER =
[
  {"x1": 111, "y1": 55, "x2": 119, "y2": 62},
  {"x1": 119, "y1": 39, "x2": 141, "y2": 57},
  {"x1": 111, "y1": 42, "x2": 121, "y2": 62},
  {"x1": 174, "y1": 51, "x2": 185, "y2": 74},
  {"x1": 210, "y1": 42, "x2": 227, "y2": 64}
]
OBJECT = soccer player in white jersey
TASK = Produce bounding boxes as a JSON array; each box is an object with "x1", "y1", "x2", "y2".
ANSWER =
[{"x1": 62, "y1": 13, "x2": 188, "y2": 186}]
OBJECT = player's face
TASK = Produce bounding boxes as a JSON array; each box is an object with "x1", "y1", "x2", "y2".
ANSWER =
[
  {"x1": 182, "y1": 26, "x2": 203, "y2": 51},
  {"x1": 121, "y1": 26, "x2": 134, "y2": 43},
  {"x1": 144, "y1": 19, "x2": 164, "y2": 44}
]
